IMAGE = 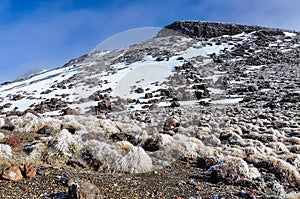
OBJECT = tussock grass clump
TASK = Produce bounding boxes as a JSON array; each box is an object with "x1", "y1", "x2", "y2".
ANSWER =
[
  {"x1": 9, "y1": 113, "x2": 61, "y2": 133},
  {"x1": 85, "y1": 140, "x2": 153, "y2": 173},
  {"x1": 53, "y1": 129, "x2": 83, "y2": 158},
  {"x1": 0, "y1": 144, "x2": 12, "y2": 160}
]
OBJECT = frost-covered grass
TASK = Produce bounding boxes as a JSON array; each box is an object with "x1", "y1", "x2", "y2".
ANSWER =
[
  {"x1": 1, "y1": 101, "x2": 299, "y2": 197},
  {"x1": 53, "y1": 129, "x2": 83, "y2": 157},
  {"x1": 85, "y1": 140, "x2": 153, "y2": 173},
  {"x1": 0, "y1": 144, "x2": 12, "y2": 160},
  {"x1": 9, "y1": 112, "x2": 61, "y2": 133},
  {"x1": 0, "y1": 118, "x2": 5, "y2": 128},
  {"x1": 113, "y1": 141, "x2": 153, "y2": 173}
]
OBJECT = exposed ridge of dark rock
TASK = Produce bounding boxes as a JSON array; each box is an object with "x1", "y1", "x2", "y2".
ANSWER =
[{"x1": 158, "y1": 20, "x2": 294, "y2": 38}]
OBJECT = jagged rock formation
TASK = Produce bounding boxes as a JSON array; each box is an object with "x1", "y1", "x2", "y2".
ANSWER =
[{"x1": 159, "y1": 20, "x2": 288, "y2": 38}]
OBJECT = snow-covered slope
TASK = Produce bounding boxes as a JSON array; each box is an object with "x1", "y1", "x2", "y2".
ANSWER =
[{"x1": 0, "y1": 21, "x2": 299, "y2": 117}]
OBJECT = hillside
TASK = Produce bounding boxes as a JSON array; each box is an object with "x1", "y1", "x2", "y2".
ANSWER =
[{"x1": 0, "y1": 21, "x2": 299, "y2": 198}]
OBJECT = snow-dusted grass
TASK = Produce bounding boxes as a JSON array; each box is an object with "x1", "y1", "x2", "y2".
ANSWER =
[
  {"x1": 0, "y1": 118, "x2": 5, "y2": 128},
  {"x1": 0, "y1": 132, "x2": 5, "y2": 140},
  {"x1": 112, "y1": 141, "x2": 153, "y2": 173},
  {"x1": 85, "y1": 140, "x2": 153, "y2": 173},
  {"x1": 53, "y1": 129, "x2": 83, "y2": 157},
  {"x1": 286, "y1": 192, "x2": 300, "y2": 199},
  {"x1": 9, "y1": 112, "x2": 61, "y2": 133},
  {"x1": 221, "y1": 156, "x2": 261, "y2": 180},
  {"x1": 25, "y1": 142, "x2": 47, "y2": 164},
  {"x1": 161, "y1": 133, "x2": 205, "y2": 160},
  {"x1": 0, "y1": 144, "x2": 12, "y2": 160}
]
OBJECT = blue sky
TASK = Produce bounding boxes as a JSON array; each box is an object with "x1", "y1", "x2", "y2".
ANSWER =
[{"x1": 1, "y1": 0, "x2": 300, "y2": 82}]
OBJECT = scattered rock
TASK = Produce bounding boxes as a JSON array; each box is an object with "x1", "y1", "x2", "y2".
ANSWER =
[
  {"x1": 156, "y1": 57, "x2": 165, "y2": 61},
  {"x1": 160, "y1": 89, "x2": 175, "y2": 98},
  {"x1": 195, "y1": 91, "x2": 204, "y2": 100},
  {"x1": 3, "y1": 103, "x2": 12, "y2": 108},
  {"x1": 248, "y1": 85, "x2": 258, "y2": 92},
  {"x1": 197, "y1": 156, "x2": 218, "y2": 169},
  {"x1": 63, "y1": 107, "x2": 78, "y2": 115},
  {"x1": 145, "y1": 93, "x2": 153, "y2": 99},
  {"x1": 12, "y1": 94, "x2": 24, "y2": 101},
  {"x1": 192, "y1": 84, "x2": 208, "y2": 90},
  {"x1": 209, "y1": 163, "x2": 228, "y2": 183},
  {"x1": 95, "y1": 99, "x2": 112, "y2": 114},
  {"x1": 182, "y1": 61, "x2": 194, "y2": 69},
  {"x1": 164, "y1": 118, "x2": 179, "y2": 129},
  {"x1": 135, "y1": 87, "x2": 144, "y2": 94},
  {"x1": 171, "y1": 101, "x2": 180, "y2": 107}
]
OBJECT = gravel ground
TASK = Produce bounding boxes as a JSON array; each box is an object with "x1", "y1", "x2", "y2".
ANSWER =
[{"x1": 0, "y1": 161, "x2": 246, "y2": 199}]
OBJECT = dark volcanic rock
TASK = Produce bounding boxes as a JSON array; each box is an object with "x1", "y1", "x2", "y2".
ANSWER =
[
  {"x1": 94, "y1": 99, "x2": 112, "y2": 114},
  {"x1": 145, "y1": 93, "x2": 153, "y2": 99},
  {"x1": 197, "y1": 156, "x2": 218, "y2": 169},
  {"x1": 158, "y1": 21, "x2": 278, "y2": 39},
  {"x1": 135, "y1": 87, "x2": 144, "y2": 94},
  {"x1": 63, "y1": 107, "x2": 78, "y2": 115},
  {"x1": 171, "y1": 101, "x2": 180, "y2": 107}
]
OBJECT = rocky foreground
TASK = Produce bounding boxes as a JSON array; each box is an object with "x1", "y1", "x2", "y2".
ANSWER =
[
  {"x1": 0, "y1": 21, "x2": 300, "y2": 198},
  {"x1": 0, "y1": 99, "x2": 299, "y2": 198}
]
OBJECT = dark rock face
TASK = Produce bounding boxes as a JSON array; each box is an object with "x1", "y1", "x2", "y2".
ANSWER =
[{"x1": 158, "y1": 21, "x2": 287, "y2": 39}]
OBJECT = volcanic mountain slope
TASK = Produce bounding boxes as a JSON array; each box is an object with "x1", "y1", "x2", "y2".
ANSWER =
[
  {"x1": 0, "y1": 21, "x2": 299, "y2": 198},
  {"x1": 0, "y1": 21, "x2": 299, "y2": 116}
]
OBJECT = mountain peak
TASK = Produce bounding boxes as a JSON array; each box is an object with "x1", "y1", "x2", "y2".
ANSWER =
[{"x1": 158, "y1": 20, "x2": 291, "y2": 38}]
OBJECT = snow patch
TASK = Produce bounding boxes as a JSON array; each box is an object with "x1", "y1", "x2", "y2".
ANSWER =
[{"x1": 284, "y1": 31, "x2": 297, "y2": 37}]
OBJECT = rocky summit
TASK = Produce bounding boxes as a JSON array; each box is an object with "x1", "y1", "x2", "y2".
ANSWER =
[{"x1": 0, "y1": 21, "x2": 300, "y2": 198}]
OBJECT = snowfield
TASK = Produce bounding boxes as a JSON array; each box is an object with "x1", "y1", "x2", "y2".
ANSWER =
[{"x1": 0, "y1": 31, "x2": 251, "y2": 114}]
